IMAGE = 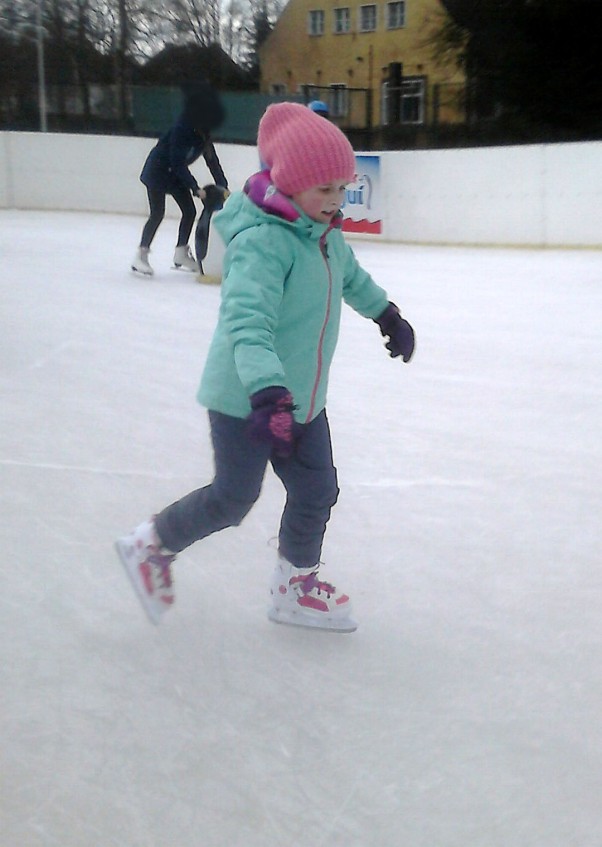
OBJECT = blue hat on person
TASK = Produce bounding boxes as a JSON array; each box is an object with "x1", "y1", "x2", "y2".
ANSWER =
[{"x1": 308, "y1": 100, "x2": 329, "y2": 117}]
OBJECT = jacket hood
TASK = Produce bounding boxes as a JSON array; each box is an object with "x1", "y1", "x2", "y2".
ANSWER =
[{"x1": 213, "y1": 189, "x2": 332, "y2": 248}]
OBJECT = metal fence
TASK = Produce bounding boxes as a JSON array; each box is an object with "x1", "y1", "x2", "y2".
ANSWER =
[
  {"x1": 297, "y1": 85, "x2": 372, "y2": 131},
  {"x1": 0, "y1": 81, "x2": 131, "y2": 134},
  {"x1": 5, "y1": 80, "x2": 589, "y2": 148}
]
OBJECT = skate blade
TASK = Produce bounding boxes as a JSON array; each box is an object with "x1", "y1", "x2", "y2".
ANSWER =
[
  {"x1": 172, "y1": 264, "x2": 199, "y2": 273},
  {"x1": 268, "y1": 606, "x2": 358, "y2": 633},
  {"x1": 114, "y1": 539, "x2": 163, "y2": 626},
  {"x1": 131, "y1": 266, "x2": 153, "y2": 276}
]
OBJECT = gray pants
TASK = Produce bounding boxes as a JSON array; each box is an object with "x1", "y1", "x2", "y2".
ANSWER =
[{"x1": 154, "y1": 409, "x2": 339, "y2": 568}]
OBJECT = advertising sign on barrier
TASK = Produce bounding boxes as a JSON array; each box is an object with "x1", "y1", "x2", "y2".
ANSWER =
[{"x1": 341, "y1": 154, "x2": 382, "y2": 235}]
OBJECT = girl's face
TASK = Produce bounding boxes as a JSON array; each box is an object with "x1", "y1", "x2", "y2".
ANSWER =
[{"x1": 291, "y1": 181, "x2": 348, "y2": 224}]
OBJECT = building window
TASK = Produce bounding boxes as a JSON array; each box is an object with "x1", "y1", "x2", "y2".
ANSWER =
[
  {"x1": 308, "y1": 9, "x2": 325, "y2": 35},
  {"x1": 386, "y1": 1, "x2": 405, "y2": 29},
  {"x1": 381, "y1": 77, "x2": 426, "y2": 125},
  {"x1": 333, "y1": 7, "x2": 351, "y2": 34},
  {"x1": 329, "y1": 84, "x2": 349, "y2": 117},
  {"x1": 359, "y1": 4, "x2": 377, "y2": 31},
  {"x1": 401, "y1": 78, "x2": 425, "y2": 123},
  {"x1": 300, "y1": 84, "x2": 321, "y2": 99},
  {"x1": 270, "y1": 83, "x2": 287, "y2": 96}
]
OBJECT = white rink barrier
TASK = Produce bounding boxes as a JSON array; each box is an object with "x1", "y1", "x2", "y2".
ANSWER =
[
  {"x1": 1, "y1": 131, "x2": 600, "y2": 249},
  {"x1": 0, "y1": 132, "x2": 259, "y2": 275}
]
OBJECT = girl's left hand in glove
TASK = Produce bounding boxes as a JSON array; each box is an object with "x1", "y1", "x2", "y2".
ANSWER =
[{"x1": 374, "y1": 302, "x2": 415, "y2": 362}]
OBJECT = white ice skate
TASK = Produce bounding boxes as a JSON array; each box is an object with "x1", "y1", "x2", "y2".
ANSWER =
[
  {"x1": 131, "y1": 246, "x2": 154, "y2": 276},
  {"x1": 115, "y1": 520, "x2": 176, "y2": 624},
  {"x1": 173, "y1": 245, "x2": 200, "y2": 272},
  {"x1": 269, "y1": 555, "x2": 357, "y2": 633}
]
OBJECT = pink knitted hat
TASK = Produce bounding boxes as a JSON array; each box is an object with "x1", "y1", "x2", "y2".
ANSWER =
[{"x1": 257, "y1": 102, "x2": 356, "y2": 195}]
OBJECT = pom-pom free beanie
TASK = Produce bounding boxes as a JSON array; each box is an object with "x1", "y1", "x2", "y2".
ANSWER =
[{"x1": 257, "y1": 102, "x2": 356, "y2": 195}]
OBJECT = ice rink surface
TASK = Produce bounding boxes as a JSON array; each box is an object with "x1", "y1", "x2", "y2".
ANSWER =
[{"x1": 1, "y1": 208, "x2": 601, "y2": 847}]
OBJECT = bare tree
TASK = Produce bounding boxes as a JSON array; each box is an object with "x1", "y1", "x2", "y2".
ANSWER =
[
  {"x1": 221, "y1": 0, "x2": 282, "y2": 70},
  {"x1": 0, "y1": 0, "x2": 284, "y2": 130},
  {"x1": 145, "y1": 0, "x2": 220, "y2": 48}
]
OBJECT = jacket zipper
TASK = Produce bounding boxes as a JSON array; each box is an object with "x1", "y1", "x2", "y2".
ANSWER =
[{"x1": 306, "y1": 231, "x2": 333, "y2": 423}]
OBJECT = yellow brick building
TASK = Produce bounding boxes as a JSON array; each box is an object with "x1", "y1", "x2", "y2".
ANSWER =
[{"x1": 259, "y1": 0, "x2": 465, "y2": 130}]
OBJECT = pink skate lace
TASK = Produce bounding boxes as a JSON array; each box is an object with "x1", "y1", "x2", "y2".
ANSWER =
[
  {"x1": 139, "y1": 547, "x2": 175, "y2": 604},
  {"x1": 291, "y1": 570, "x2": 336, "y2": 598},
  {"x1": 148, "y1": 550, "x2": 174, "y2": 589}
]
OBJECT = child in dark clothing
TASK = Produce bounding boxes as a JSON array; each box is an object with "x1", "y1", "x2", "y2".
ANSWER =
[{"x1": 131, "y1": 83, "x2": 228, "y2": 276}]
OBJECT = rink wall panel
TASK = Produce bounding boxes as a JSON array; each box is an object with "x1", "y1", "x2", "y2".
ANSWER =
[
  {"x1": 0, "y1": 131, "x2": 600, "y2": 248},
  {"x1": 382, "y1": 145, "x2": 548, "y2": 246},
  {"x1": 0, "y1": 132, "x2": 258, "y2": 217},
  {"x1": 542, "y1": 143, "x2": 601, "y2": 248},
  {"x1": 0, "y1": 132, "x2": 12, "y2": 208}
]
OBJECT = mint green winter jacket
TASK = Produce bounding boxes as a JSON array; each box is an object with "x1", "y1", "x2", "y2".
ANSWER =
[{"x1": 197, "y1": 190, "x2": 389, "y2": 423}]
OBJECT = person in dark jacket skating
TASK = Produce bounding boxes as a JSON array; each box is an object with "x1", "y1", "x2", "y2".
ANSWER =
[{"x1": 131, "y1": 82, "x2": 229, "y2": 276}]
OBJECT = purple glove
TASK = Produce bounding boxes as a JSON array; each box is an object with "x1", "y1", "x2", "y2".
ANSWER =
[
  {"x1": 374, "y1": 302, "x2": 415, "y2": 362},
  {"x1": 248, "y1": 386, "x2": 297, "y2": 457}
]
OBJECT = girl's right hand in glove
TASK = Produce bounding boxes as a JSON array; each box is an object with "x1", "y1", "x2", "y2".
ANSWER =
[{"x1": 247, "y1": 386, "x2": 297, "y2": 458}]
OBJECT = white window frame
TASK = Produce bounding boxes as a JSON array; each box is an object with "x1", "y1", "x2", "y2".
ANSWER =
[
  {"x1": 308, "y1": 9, "x2": 325, "y2": 35},
  {"x1": 381, "y1": 82, "x2": 388, "y2": 124},
  {"x1": 381, "y1": 77, "x2": 426, "y2": 125},
  {"x1": 359, "y1": 4, "x2": 377, "y2": 32},
  {"x1": 386, "y1": 0, "x2": 405, "y2": 29},
  {"x1": 333, "y1": 7, "x2": 351, "y2": 34},
  {"x1": 401, "y1": 77, "x2": 426, "y2": 124}
]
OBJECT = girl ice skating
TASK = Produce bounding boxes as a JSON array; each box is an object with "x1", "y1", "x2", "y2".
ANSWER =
[{"x1": 116, "y1": 102, "x2": 415, "y2": 632}]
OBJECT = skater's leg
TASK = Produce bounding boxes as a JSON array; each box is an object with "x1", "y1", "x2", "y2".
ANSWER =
[
  {"x1": 268, "y1": 411, "x2": 355, "y2": 631},
  {"x1": 132, "y1": 189, "x2": 165, "y2": 274},
  {"x1": 271, "y1": 410, "x2": 339, "y2": 567},
  {"x1": 171, "y1": 186, "x2": 199, "y2": 270},
  {"x1": 154, "y1": 411, "x2": 271, "y2": 553},
  {"x1": 140, "y1": 188, "x2": 165, "y2": 248},
  {"x1": 172, "y1": 185, "x2": 197, "y2": 247}
]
